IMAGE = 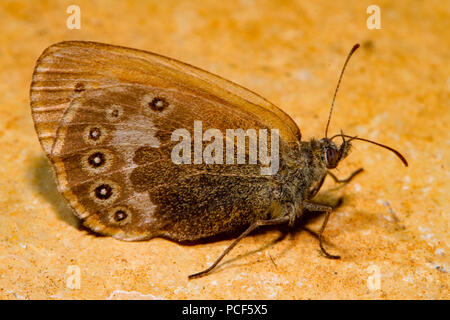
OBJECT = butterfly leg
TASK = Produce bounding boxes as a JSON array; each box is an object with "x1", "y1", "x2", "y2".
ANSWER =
[
  {"x1": 303, "y1": 201, "x2": 340, "y2": 259},
  {"x1": 188, "y1": 215, "x2": 291, "y2": 279},
  {"x1": 327, "y1": 167, "x2": 363, "y2": 184}
]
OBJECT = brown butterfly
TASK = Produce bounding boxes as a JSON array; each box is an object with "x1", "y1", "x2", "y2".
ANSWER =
[{"x1": 30, "y1": 41, "x2": 407, "y2": 278}]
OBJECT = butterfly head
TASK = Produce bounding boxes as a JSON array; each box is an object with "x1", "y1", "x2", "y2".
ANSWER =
[{"x1": 320, "y1": 133, "x2": 351, "y2": 169}]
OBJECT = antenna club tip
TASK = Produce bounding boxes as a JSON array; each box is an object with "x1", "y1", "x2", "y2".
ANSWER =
[
  {"x1": 394, "y1": 150, "x2": 408, "y2": 167},
  {"x1": 351, "y1": 43, "x2": 360, "y2": 53}
]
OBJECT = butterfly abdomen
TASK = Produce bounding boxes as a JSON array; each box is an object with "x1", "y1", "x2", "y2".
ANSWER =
[{"x1": 145, "y1": 167, "x2": 281, "y2": 241}]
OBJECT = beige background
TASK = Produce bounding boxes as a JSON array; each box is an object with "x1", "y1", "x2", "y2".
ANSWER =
[{"x1": 0, "y1": 0, "x2": 448, "y2": 299}]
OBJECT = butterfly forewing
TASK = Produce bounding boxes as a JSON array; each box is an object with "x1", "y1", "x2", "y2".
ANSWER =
[{"x1": 31, "y1": 41, "x2": 301, "y2": 155}]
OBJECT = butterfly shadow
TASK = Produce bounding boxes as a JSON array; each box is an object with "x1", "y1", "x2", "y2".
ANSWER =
[{"x1": 28, "y1": 155, "x2": 81, "y2": 229}]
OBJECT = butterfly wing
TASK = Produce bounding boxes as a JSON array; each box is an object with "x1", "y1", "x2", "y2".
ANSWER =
[{"x1": 30, "y1": 41, "x2": 300, "y2": 240}]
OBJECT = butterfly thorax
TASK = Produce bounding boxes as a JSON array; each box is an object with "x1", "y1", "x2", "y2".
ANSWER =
[{"x1": 277, "y1": 139, "x2": 328, "y2": 212}]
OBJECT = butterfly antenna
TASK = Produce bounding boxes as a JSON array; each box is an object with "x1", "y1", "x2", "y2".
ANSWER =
[
  {"x1": 324, "y1": 43, "x2": 360, "y2": 138},
  {"x1": 330, "y1": 134, "x2": 408, "y2": 167}
]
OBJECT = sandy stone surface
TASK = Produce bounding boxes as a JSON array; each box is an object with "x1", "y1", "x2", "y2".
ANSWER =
[{"x1": 0, "y1": 1, "x2": 448, "y2": 299}]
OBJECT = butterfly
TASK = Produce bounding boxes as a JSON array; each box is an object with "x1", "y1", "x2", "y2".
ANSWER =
[{"x1": 30, "y1": 41, "x2": 407, "y2": 278}]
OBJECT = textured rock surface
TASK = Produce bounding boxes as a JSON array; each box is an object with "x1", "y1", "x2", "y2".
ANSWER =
[{"x1": 0, "y1": 0, "x2": 448, "y2": 299}]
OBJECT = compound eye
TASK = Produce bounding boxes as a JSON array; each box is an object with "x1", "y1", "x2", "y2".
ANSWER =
[{"x1": 325, "y1": 147, "x2": 339, "y2": 168}]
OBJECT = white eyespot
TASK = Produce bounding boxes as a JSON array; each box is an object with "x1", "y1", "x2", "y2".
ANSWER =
[
  {"x1": 106, "y1": 105, "x2": 124, "y2": 122},
  {"x1": 108, "y1": 206, "x2": 132, "y2": 226},
  {"x1": 89, "y1": 180, "x2": 120, "y2": 205},
  {"x1": 81, "y1": 149, "x2": 113, "y2": 175},
  {"x1": 83, "y1": 125, "x2": 107, "y2": 145},
  {"x1": 141, "y1": 93, "x2": 172, "y2": 116}
]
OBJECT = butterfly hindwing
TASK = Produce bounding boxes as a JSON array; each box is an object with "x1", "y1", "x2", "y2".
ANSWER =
[{"x1": 50, "y1": 84, "x2": 283, "y2": 240}]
